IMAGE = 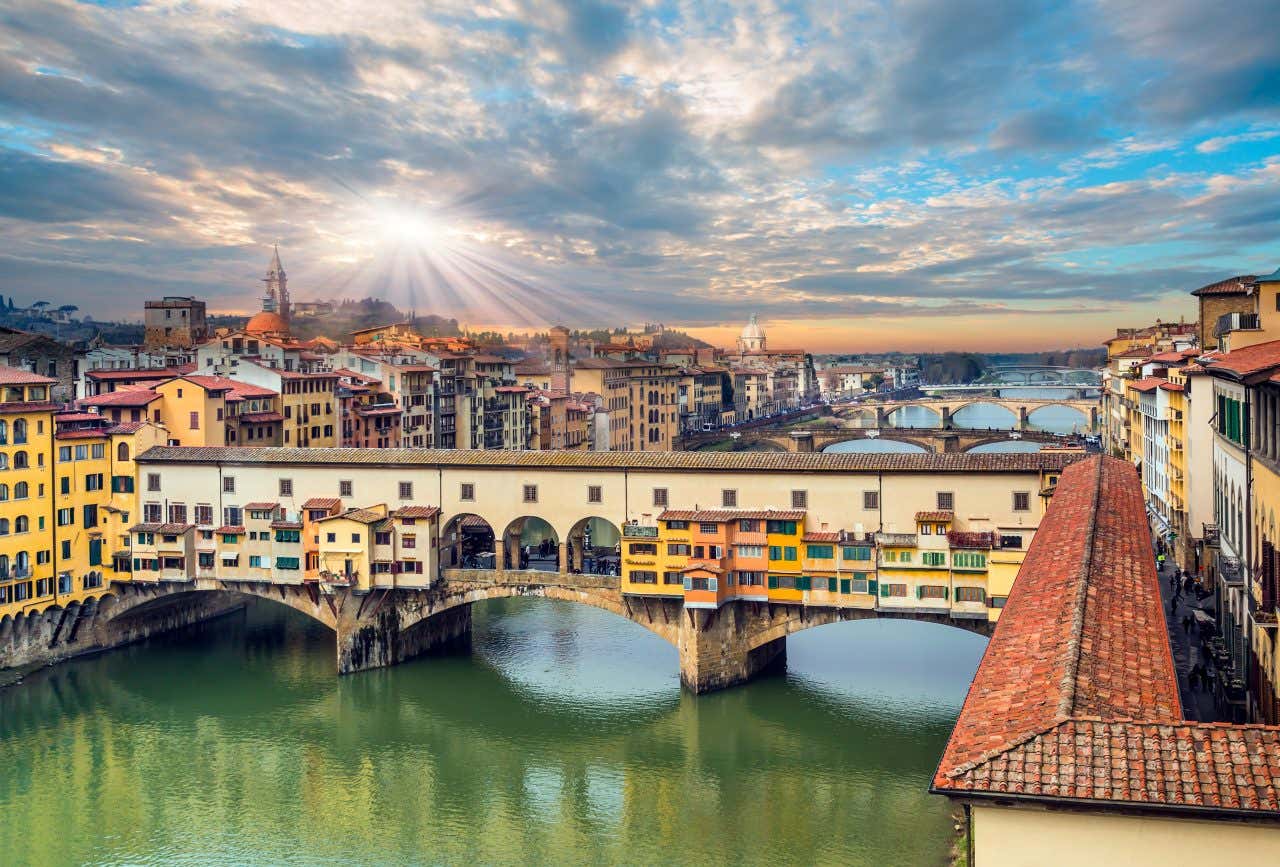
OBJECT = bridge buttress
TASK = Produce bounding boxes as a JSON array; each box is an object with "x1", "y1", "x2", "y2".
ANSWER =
[{"x1": 677, "y1": 602, "x2": 786, "y2": 693}]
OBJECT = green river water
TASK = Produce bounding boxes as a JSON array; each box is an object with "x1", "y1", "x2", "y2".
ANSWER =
[{"x1": 0, "y1": 597, "x2": 986, "y2": 866}]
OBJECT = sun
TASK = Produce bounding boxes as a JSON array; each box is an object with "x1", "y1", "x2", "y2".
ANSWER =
[{"x1": 375, "y1": 207, "x2": 448, "y2": 248}]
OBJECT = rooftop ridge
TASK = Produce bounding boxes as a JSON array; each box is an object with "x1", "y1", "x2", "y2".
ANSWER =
[{"x1": 1059, "y1": 454, "x2": 1103, "y2": 720}]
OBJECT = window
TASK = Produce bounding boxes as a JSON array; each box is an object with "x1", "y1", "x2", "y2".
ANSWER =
[
  {"x1": 57, "y1": 508, "x2": 74, "y2": 527},
  {"x1": 668, "y1": 543, "x2": 691, "y2": 556},
  {"x1": 402, "y1": 535, "x2": 416, "y2": 549},
  {"x1": 117, "y1": 442, "x2": 129, "y2": 461},
  {"x1": 279, "y1": 479, "x2": 293, "y2": 497},
  {"x1": 956, "y1": 586, "x2": 985, "y2": 603},
  {"x1": 721, "y1": 489, "x2": 737, "y2": 508},
  {"x1": 653, "y1": 488, "x2": 668, "y2": 507},
  {"x1": 738, "y1": 519, "x2": 759, "y2": 532},
  {"x1": 880, "y1": 583, "x2": 908, "y2": 598},
  {"x1": 663, "y1": 571, "x2": 684, "y2": 585},
  {"x1": 767, "y1": 574, "x2": 797, "y2": 590},
  {"x1": 189, "y1": 411, "x2": 200, "y2": 430},
  {"x1": 249, "y1": 555, "x2": 264, "y2": 568},
  {"x1": 922, "y1": 551, "x2": 945, "y2": 566},
  {"x1": 736, "y1": 544, "x2": 763, "y2": 558},
  {"x1": 936, "y1": 491, "x2": 954, "y2": 511},
  {"x1": 850, "y1": 575, "x2": 870, "y2": 594},
  {"x1": 1000, "y1": 534, "x2": 1023, "y2": 550},
  {"x1": 375, "y1": 531, "x2": 392, "y2": 545},
  {"x1": 920, "y1": 523, "x2": 931, "y2": 535},
  {"x1": 863, "y1": 490, "x2": 879, "y2": 510},
  {"x1": 954, "y1": 552, "x2": 986, "y2": 569},
  {"x1": 842, "y1": 545, "x2": 871, "y2": 561},
  {"x1": 275, "y1": 557, "x2": 300, "y2": 570},
  {"x1": 275, "y1": 530, "x2": 301, "y2": 543},
  {"x1": 58, "y1": 446, "x2": 71, "y2": 463},
  {"x1": 60, "y1": 476, "x2": 70, "y2": 496},
  {"x1": 85, "y1": 473, "x2": 103, "y2": 492},
  {"x1": 223, "y1": 476, "x2": 236, "y2": 493},
  {"x1": 1013, "y1": 491, "x2": 1030, "y2": 512},
  {"x1": 665, "y1": 520, "x2": 687, "y2": 530},
  {"x1": 766, "y1": 520, "x2": 797, "y2": 534},
  {"x1": 629, "y1": 542, "x2": 657, "y2": 555},
  {"x1": 394, "y1": 481, "x2": 412, "y2": 500},
  {"x1": 990, "y1": 596, "x2": 1008, "y2": 608},
  {"x1": 587, "y1": 485, "x2": 602, "y2": 504},
  {"x1": 168, "y1": 503, "x2": 186, "y2": 524},
  {"x1": 325, "y1": 532, "x2": 336, "y2": 543},
  {"x1": 630, "y1": 570, "x2": 658, "y2": 584},
  {"x1": 460, "y1": 483, "x2": 474, "y2": 501},
  {"x1": 146, "y1": 473, "x2": 161, "y2": 492},
  {"x1": 523, "y1": 484, "x2": 538, "y2": 503},
  {"x1": 338, "y1": 479, "x2": 353, "y2": 498},
  {"x1": 195, "y1": 504, "x2": 213, "y2": 526},
  {"x1": 223, "y1": 506, "x2": 242, "y2": 527},
  {"x1": 919, "y1": 584, "x2": 948, "y2": 599},
  {"x1": 806, "y1": 545, "x2": 834, "y2": 559},
  {"x1": 351, "y1": 533, "x2": 361, "y2": 544},
  {"x1": 698, "y1": 522, "x2": 718, "y2": 533}
]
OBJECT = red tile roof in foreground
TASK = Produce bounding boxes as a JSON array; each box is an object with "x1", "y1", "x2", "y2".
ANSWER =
[
  {"x1": 1200, "y1": 338, "x2": 1280, "y2": 379},
  {"x1": 301, "y1": 497, "x2": 342, "y2": 511},
  {"x1": 1128, "y1": 376, "x2": 1169, "y2": 393},
  {"x1": 934, "y1": 456, "x2": 1280, "y2": 816},
  {"x1": 1190, "y1": 274, "x2": 1256, "y2": 296},
  {"x1": 915, "y1": 510, "x2": 954, "y2": 522}
]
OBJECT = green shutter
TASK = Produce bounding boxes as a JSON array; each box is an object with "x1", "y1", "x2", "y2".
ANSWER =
[
  {"x1": 880, "y1": 582, "x2": 890, "y2": 597},
  {"x1": 768, "y1": 575, "x2": 778, "y2": 589},
  {"x1": 840, "y1": 579, "x2": 851, "y2": 594},
  {"x1": 868, "y1": 579, "x2": 878, "y2": 594},
  {"x1": 828, "y1": 577, "x2": 837, "y2": 592},
  {"x1": 797, "y1": 575, "x2": 811, "y2": 591}
]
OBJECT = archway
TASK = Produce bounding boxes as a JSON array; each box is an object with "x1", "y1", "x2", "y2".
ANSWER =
[
  {"x1": 884, "y1": 404, "x2": 942, "y2": 429},
  {"x1": 1026, "y1": 403, "x2": 1089, "y2": 435},
  {"x1": 503, "y1": 516, "x2": 559, "y2": 572},
  {"x1": 843, "y1": 408, "x2": 879, "y2": 428},
  {"x1": 441, "y1": 513, "x2": 497, "y2": 570},
  {"x1": 950, "y1": 401, "x2": 1018, "y2": 430},
  {"x1": 566, "y1": 517, "x2": 622, "y2": 576}
]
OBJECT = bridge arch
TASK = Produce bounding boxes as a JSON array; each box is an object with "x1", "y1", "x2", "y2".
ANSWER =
[
  {"x1": 102, "y1": 584, "x2": 339, "y2": 632},
  {"x1": 566, "y1": 516, "x2": 622, "y2": 576},
  {"x1": 740, "y1": 603, "x2": 993, "y2": 655},
  {"x1": 1025, "y1": 402, "x2": 1090, "y2": 432},
  {"x1": 883, "y1": 403, "x2": 942, "y2": 428},
  {"x1": 947, "y1": 401, "x2": 1018, "y2": 428},
  {"x1": 441, "y1": 513, "x2": 497, "y2": 570},
  {"x1": 502, "y1": 516, "x2": 559, "y2": 571}
]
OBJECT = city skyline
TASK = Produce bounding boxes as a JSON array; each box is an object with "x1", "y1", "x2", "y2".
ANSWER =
[{"x1": 1, "y1": 0, "x2": 1277, "y2": 351}]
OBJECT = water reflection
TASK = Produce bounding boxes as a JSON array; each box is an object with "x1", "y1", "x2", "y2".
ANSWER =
[{"x1": 0, "y1": 598, "x2": 983, "y2": 866}]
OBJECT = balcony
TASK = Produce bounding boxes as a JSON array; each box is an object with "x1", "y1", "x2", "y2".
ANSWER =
[
  {"x1": 1215, "y1": 312, "x2": 1260, "y2": 338},
  {"x1": 875, "y1": 532, "x2": 917, "y2": 547}
]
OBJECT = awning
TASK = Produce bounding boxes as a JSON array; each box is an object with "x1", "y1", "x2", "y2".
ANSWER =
[{"x1": 220, "y1": 553, "x2": 239, "y2": 563}]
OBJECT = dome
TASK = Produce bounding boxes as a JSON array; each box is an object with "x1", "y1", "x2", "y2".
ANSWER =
[
  {"x1": 740, "y1": 313, "x2": 764, "y2": 340},
  {"x1": 245, "y1": 310, "x2": 289, "y2": 336}
]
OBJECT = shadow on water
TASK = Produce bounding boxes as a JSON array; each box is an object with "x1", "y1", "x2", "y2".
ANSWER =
[{"x1": 0, "y1": 597, "x2": 984, "y2": 867}]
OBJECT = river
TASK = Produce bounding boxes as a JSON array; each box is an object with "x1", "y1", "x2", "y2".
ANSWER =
[{"x1": 0, "y1": 598, "x2": 985, "y2": 866}]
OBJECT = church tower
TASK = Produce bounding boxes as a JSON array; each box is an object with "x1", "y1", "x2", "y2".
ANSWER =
[
  {"x1": 263, "y1": 244, "x2": 290, "y2": 327},
  {"x1": 737, "y1": 313, "x2": 766, "y2": 353}
]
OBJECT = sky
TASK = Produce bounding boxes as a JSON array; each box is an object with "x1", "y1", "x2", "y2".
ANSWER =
[{"x1": 0, "y1": 0, "x2": 1278, "y2": 352}]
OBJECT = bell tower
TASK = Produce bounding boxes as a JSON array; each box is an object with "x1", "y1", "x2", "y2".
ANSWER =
[{"x1": 263, "y1": 244, "x2": 290, "y2": 327}]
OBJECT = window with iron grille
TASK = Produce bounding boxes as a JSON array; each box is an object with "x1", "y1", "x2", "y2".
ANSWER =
[
  {"x1": 588, "y1": 485, "x2": 602, "y2": 504},
  {"x1": 279, "y1": 479, "x2": 293, "y2": 497},
  {"x1": 722, "y1": 489, "x2": 737, "y2": 507},
  {"x1": 791, "y1": 490, "x2": 807, "y2": 509},
  {"x1": 398, "y1": 481, "x2": 413, "y2": 500},
  {"x1": 523, "y1": 484, "x2": 538, "y2": 503},
  {"x1": 653, "y1": 487, "x2": 668, "y2": 507},
  {"x1": 936, "y1": 491, "x2": 954, "y2": 511},
  {"x1": 1013, "y1": 491, "x2": 1030, "y2": 512},
  {"x1": 223, "y1": 476, "x2": 235, "y2": 493},
  {"x1": 460, "y1": 483, "x2": 475, "y2": 501},
  {"x1": 339, "y1": 480, "x2": 353, "y2": 497},
  {"x1": 863, "y1": 490, "x2": 879, "y2": 510}
]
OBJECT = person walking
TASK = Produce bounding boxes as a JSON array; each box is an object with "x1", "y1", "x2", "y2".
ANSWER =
[
  {"x1": 1182, "y1": 614, "x2": 1192, "y2": 634},
  {"x1": 1157, "y1": 552, "x2": 1166, "y2": 572}
]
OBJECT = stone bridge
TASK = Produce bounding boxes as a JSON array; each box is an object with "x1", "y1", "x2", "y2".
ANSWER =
[
  {"x1": 834, "y1": 397, "x2": 1098, "y2": 431},
  {"x1": 680, "y1": 426, "x2": 1070, "y2": 453},
  {"x1": 0, "y1": 569, "x2": 991, "y2": 693}
]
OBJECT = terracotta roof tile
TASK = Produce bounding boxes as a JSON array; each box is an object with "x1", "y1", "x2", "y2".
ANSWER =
[
  {"x1": 1201, "y1": 338, "x2": 1280, "y2": 379},
  {"x1": 77, "y1": 389, "x2": 160, "y2": 408},
  {"x1": 915, "y1": 510, "x2": 954, "y2": 522},
  {"x1": 393, "y1": 506, "x2": 440, "y2": 519},
  {"x1": 302, "y1": 497, "x2": 342, "y2": 511},
  {"x1": 802, "y1": 531, "x2": 842, "y2": 542},
  {"x1": 0, "y1": 366, "x2": 56, "y2": 385},
  {"x1": 1190, "y1": 274, "x2": 1256, "y2": 296},
  {"x1": 658, "y1": 508, "x2": 806, "y2": 522},
  {"x1": 933, "y1": 457, "x2": 1280, "y2": 817},
  {"x1": 244, "y1": 502, "x2": 279, "y2": 512}
]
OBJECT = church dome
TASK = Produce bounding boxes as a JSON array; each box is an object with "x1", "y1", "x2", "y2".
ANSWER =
[
  {"x1": 740, "y1": 314, "x2": 764, "y2": 341},
  {"x1": 245, "y1": 310, "x2": 289, "y2": 337}
]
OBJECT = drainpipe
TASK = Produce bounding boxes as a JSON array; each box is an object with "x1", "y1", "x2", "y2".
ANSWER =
[{"x1": 1244, "y1": 387, "x2": 1255, "y2": 716}]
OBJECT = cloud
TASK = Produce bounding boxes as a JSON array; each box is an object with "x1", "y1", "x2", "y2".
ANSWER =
[{"x1": 0, "y1": 0, "x2": 1275, "y2": 346}]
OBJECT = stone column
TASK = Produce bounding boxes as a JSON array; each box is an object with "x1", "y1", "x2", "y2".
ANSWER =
[
  {"x1": 558, "y1": 542, "x2": 569, "y2": 573},
  {"x1": 336, "y1": 601, "x2": 471, "y2": 674},
  {"x1": 876, "y1": 406, "x2": 890, "y2": 427},
  {"x1": 677, "y1": 601, "x2": 787, "y2": 693},
  {"x1": 941, "y1": 406, "x2": 952, "y2": 429},
  {"x1": 1018, "y1": 406, "x2": 1029, "y2": 431},
  {"x1": 790, "y1": 431, "x2": 815, "y2": 452}
]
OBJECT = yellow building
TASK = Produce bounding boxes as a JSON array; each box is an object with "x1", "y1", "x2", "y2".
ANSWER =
[
  {"x1": 315, "y1": 505, "x2": 389, "y2": 588},
  {"x1": 765, "y1": 515, "x2": 804, "y2": 603},
  {"x1": 154, "y1": 376, "x2": 230, "y2": 446},
  {"x1": 0, "y1": 368, "x2": 57, "y2": 617},
  {"x1": 621, "y1": 517, "x2": 684, "y2": 598}
]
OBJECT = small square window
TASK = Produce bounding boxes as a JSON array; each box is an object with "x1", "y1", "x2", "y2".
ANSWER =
[
  {"x1": 223, "y1": 476, "x2": 236, "y2": 493},
  {"x1": 791, "y1": 490, "x2": 807, "y2": 509},
  {"x1": 460, "y1": 483, "x2": 475, "y2": 501},
  {"x1": 588, "y1": 485, "x2": 602, "y2": 504},
  {"x1": 279, "y1": 479, "x2": 293, "y2": 497},
  {"x1": 863, "y1": 490, "x2": 879, "y2": 510},
  {"x1": 398, "y1": 481, "x2": 413, "y2": 500},
  {"x1": 1013, "y1": 491, "x2": 1031, "y2": 512},
  {"x1": 653, "y1": 487, "x2": 668, "y2": 507},
  {"x1": 147, "y1": 473, "x2": 161, "y2": 492},
  {"x1": 722, "y1": 489, "x2": 737, "y2": 508},
  {"x1": 936, "y1": 491, "x2": 954, "y2": 511},
  {"x1": 523, "y1": 484, "x2": 538, "y2": 503},
  {"x1": 339, "y1": 480, "x2": 353, "y2": 497}
]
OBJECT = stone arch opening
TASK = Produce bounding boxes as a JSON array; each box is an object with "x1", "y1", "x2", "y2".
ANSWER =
[
  {"x1": 949, "y1": 401, "x2": 1018, "y2": 429},
  {"x1": 884, "y1": 404, "x2": 942, "y2": 428},
  {"x1": 105, "y1": 586, "x2": 336, "y2": 633},
  {"x1": 566, "y1": 516, "x2": 621, "y2": 575},
  {"x1": 1026, "y1": 403, "x2": 1089, "y2": 433},
  {"x1": 502, "y1": 516, "x2": 560, "y2": 572},
  {"x1": 742, "y1": 605, "x2": 994, "y2": 655},
  {"x1": 441, "y1": 513, "x2": 497, "y2": 570}
]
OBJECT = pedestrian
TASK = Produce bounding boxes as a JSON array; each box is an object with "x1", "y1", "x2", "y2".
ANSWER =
[
  {"x1": 1182, "y1": 614, "x2": 1192, "y2": 634},
  {"x1": 1157, "y1": 552, "x2": 1166, "y2": 572}
]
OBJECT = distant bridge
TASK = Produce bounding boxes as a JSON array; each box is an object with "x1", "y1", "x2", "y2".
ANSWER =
[
  {"x1": 834, "y1": 396, "x2": 1099, "y2": 431},
  {"x1": 678, "y1": 426, "x2": 1071, "y2": 454}
]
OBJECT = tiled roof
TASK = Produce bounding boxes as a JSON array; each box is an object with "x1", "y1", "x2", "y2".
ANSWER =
[
  {"x1": 802, "y1": 531, "x2": 842, "y2": 542},
  {"x1": 237, "y1": 412, "x2": 285, "y2": 423},
  {"x1": 105, "y1": 422, "x2": 147, "y2": 434},
  {"x1": 933, "y1": 457, "x2": 1280, "y2": 817},
  {"x1": 947, "y1": 531, "x2": 994, "y2": 549},
  {"x1": 321, "y1": 508, "x2": 386, "y2": 525},
  {"x1": 86, "y1": 366, "x2": 190, "y2": 381},
  {"x1": 681, "y1": 563, "x2": 724, "y2": 574},
  {"x1": 1158, "y1": 382, "x2": 1185, "y2": 392},
  {"x1": 270, "y1": 520, "x2": 303, "y2": 530},
  {"x1": 1190, "y1": 274, "x2": 1256, "y2": 296},
  {"x1": 915, "y1": 510, "x2": 953, "y2": 522},
  {"x1": 302, "y1": 497, "x2": 342, "y2": 510},
  {"x1": 78, "y1": 389, "x2": 160, "y2": 407},
  {"x1": 215, "y1": 525, "x2": 245, "y2": 534},
  {"x1": 0, "y1": 366, "x2": 56, "y2": 385},
  {"x1": 244, "y1": 502, "x2": 279, "y2": 512},
  {"x1": 1200, "y1": 338, "x2": 1280, "y2": 380},
  {"x1": 393, "y1": 506, "x2": 440, "y2": 519},
  {"x1": 659, "y1": 508, "x2": 806, "y2": 522},
  {"x1": 136, "y1": 446, "x2": 1084, "y2": 475}
]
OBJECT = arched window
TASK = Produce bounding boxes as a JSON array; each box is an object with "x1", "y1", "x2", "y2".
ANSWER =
[
  {"x1": 12, "y1": 418, "x2": 27, "y2": 444},
  {"x1": 0, "y1": 453, "x2": 8, "y2": 471},
  {"x1": 0, "y1": 555, "x2": 9, "y2": 576},
  {"x1": 14, "y1": 481, "x2": 28, "y2": 499},
  {"x1": 12, "y1": 451, "x2": 28, "y2": 469},
  {"x1": 0, "y1": 518, "x2": 9, "y2": 535},
  {"x1": 0, "y1": 484, "x2": 8, "y2": 501},
  {"x1": 0, "y1": 419, "x2": 8, "y2": 444},
  {"x1": 15, "y1": 516, "x2": 29, "y2": 534},
  {"x1": 117, "y1": 442, "x2": 130, "y2": 462},
  {"x1": 15, "y1": 551, "x2": 29, "y2": 573}
]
